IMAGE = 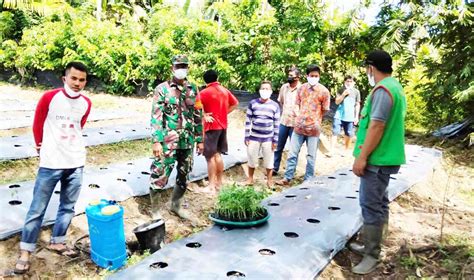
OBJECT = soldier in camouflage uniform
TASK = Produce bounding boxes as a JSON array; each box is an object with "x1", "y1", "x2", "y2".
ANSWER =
[{"x1": 150, "y1": 55, "x2": 204, "y2": 220}]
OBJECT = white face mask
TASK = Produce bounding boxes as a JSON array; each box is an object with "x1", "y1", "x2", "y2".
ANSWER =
[
  {"x1": 63, "y1": 83, "x2": 81, "y2": 97},
  {"x1": 367, "y1": 73, "x2": 376, "y2": 87},
  {"x1": 259, "y1": 89, "x2": 272, "y2": 100},
  {"x1": 307, "y1": 76, "x2": 319, "y2": 86},
  {"x1": 173, "y1": 68, "x2": 188, "y2": 80}
]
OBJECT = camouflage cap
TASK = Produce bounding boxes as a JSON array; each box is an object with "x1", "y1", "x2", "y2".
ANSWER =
[{"x1": 172, "y1": 54, "x2": 189, "y2": 65}]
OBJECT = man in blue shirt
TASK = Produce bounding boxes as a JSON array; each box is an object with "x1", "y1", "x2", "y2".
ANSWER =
[{"x1": 332, "y1": 75, "x2": 360, "y2": 150}]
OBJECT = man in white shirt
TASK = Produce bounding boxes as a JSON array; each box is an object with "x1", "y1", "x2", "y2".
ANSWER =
[{"x1": 14, "y1": 62, "x2": 91, "y2": 274}]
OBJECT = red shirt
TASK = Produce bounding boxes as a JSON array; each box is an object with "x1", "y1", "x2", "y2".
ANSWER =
[{"x1": 199, "y1": 82, "x2": 239, "y2": 131}]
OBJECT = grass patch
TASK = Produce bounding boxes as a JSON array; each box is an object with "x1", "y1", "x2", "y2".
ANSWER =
[
  {"x1": 86, "y1": 139, "x2": 151, "y2": 167},
  {"x1": 0, "y1": 158, "x2": 39, "y2": 185},
  {"x1": 0, "y1": 139, "x2": 151, "y2": 185},
  {"x1": 399, "y1": 234, "x2": 474, "y2": 278}
]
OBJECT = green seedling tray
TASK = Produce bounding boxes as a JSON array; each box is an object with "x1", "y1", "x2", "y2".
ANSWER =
[{"x1": 209, "y1": 211, "x2": 270, "y2": 228}]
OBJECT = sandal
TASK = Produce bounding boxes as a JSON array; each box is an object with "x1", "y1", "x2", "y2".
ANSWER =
[
  {"x1": 13, "y1": 259, "x2": 30, "y2": 275},
  {"x1": 48, "y1": 245, "x2": 79, "y2": 258}
]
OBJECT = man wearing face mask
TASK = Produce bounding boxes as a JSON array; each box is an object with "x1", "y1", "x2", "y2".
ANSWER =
[
  {"x1": 149, "y1": 55, "x2": 204, "y2": 221},
  {"x1": 14, "y1": 62, "x2": 91, "y2": 274},
  {"x1": 332, "y1": 75, "x2": 361, "y2": 150},
  {"x1": 350, "y1": 50, "x2": 406, "y2": 275},
  {"x1": 276, "y1": 64, "x2": 330, "y2": 186},
  {"x1": 273, "y1": 66, "x2": 301, "y2": 176},
  {"x1": 244, "y1": 81, "x2": 280, "y2": 187}
]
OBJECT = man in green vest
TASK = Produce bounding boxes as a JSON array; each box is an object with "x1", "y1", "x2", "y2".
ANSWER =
[{"x1": 350, "y1": 50, "x2": 407, "y2": 274}]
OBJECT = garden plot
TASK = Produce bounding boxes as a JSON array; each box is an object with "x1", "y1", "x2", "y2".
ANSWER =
[
  {"x1": 0, "y1": 123, "x2": 151, "y2": 161},
  {"x1": 0, "y1": 109, "x2": 145, "y2": 130},
  {"x1": 0, "y1": 143, "x2": 247, "y2": 240},
  {"x1": 110, "y1": 145, "x2": 441, "y2": 280}
]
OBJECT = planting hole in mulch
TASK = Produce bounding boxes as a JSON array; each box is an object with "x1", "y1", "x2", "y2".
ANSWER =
[
  {"x1": 285, "y1": 195, "x2": 296, "y2": 198},
  {"x1": 307, "y1": 218, "x2": 320, "y2": 224},
  {"x1": 9, "y1": 200, "x2": 22, "y2": 205},
  {"x1": 227, "y1": 271, "x2": 245, "y2": 278},
  {"x1": 9, "y1": 184, "x2": 20, "y2": 189},
  {"x1": 89, "y1": 184, "x2": 100, "y2": 189},
  {"x1": 345, "y1": 196, "x2": 357, "y2": 199},
  {"x1": 258, "y1": 249, "x2": 276, "y2": 256},
  {"x1": 284, "y1": 232, "x2": 299, "y2": 238},
  {"x1": 328, "y1": 176, "x2": 336, "y2": 179},
  {"x1": 219, "y1": 226, "x2": 233, "y2": 231},
  {"x1": 14, "y1": 144, "x2": 22, "y2": 147},
  {"x1": 141, "y1": 171, "x2": 151, "y2": 175},
  {"x1": 186, "y1": 242, "x2": 202, "y2": 248},
  {"x1": 328, "y1": 206, "x2": 341, "y2": 210},
  {"x1": 149, "y1": 262, "x2": 168, "y2": 269},
  {"x1": 268, "y1": 203, "x2": 279, "y2": 206}
]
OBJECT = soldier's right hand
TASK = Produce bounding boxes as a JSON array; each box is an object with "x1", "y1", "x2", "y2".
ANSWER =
[{"x1": 152, "y1": 142, "x2": 163, "y2": 158}]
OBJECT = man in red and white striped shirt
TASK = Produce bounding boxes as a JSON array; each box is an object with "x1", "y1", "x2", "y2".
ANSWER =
[{"x1": 14, "y1": 62, "x2": 91, "y2": 274}]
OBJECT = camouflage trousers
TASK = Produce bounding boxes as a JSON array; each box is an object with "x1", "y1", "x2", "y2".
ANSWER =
[{"x1": 150, "y1": 148, "x2": 193, "y2": 190}]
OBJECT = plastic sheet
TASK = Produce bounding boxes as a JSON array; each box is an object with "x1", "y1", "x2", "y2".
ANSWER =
[
  {"x1": 0, "y1": 109, "x2": 144, "y2": 130},
  {"x1": 0, "y1": 144, "x2": 247, "y2": 240},
  {"x1": 0, "y1": 124, "x2": 151, "y2": 161},
  {"x1": 432, "y1": 117, "x2": 473, "y2": 139},
  {"x1": 109, "y1": 145, "x2": 441, "y2": 280}
]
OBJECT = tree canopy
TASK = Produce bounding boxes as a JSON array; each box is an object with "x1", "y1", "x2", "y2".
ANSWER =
[{"x1": 0, "y1": 0, "x2": 472, "y2": 130}]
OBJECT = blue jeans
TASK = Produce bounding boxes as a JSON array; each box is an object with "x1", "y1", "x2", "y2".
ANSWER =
[
  {"x1": 359, "y1": 169, "x2": 391, "y2": 226},
  {"x1": 20, "y1": 167, "x2": 83, "y2": 252},
  {"x1": 273, "y1": 124, "x2": 293, "y2": 172},
  {"x1": 283, "y1": 132, "x2": 319, "y2": 181}
]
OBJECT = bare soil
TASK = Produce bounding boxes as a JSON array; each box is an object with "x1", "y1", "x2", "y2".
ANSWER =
[{"x1": 0, "y1": 84, "x2": 472, "y2": 279}]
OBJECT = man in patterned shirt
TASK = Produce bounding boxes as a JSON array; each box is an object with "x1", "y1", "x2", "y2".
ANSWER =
[
  {"x1": 276, "y1": 64, "x2": 330, "y2": 185},
  {"x1": 149, "y1": 55, "x2": 204, "y2": 221}
]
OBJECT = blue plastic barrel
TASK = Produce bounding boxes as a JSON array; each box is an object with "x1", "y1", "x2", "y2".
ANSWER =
[{"x1": 85, "y1": 199, "x2": 127, "y2": 270}]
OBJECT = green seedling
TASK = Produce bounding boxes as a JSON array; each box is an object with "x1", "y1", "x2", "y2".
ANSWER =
[{"x1": 214, "y1": 183, "x2": 269, "y2": 222}]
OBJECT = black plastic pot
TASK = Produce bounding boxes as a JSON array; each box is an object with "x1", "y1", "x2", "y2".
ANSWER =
[{"x1": 133, "y1": 219, "x2": 165, "y2": 253}]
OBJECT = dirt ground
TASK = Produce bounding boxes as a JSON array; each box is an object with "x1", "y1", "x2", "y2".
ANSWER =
[{"x1": 0, "y1": 84, "x2": 472, "y2": 279}]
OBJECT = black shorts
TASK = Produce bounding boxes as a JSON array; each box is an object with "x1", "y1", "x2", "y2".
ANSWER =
[{"x1": 203, "y1": 129, "x2": 228, "y2": 159}]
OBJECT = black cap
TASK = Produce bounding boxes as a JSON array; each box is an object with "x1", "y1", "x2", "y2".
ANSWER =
[{"x1": 364, "y1": 50, "x2": 393, "y2": 73}]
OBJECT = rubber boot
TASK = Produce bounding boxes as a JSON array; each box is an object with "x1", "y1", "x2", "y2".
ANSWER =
[
  {"x1": 149, "y1": 188, "x2": 164, "y2": 220},
  {"x1": 349, "y1": 219, "x2": 388, "y2": 255},
  {"x1": 351, "y1": 224, "x2": 383, "y2": 275},
  {"x1": 170, "y1": 185, "x2": 191, "y2": 220}
]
